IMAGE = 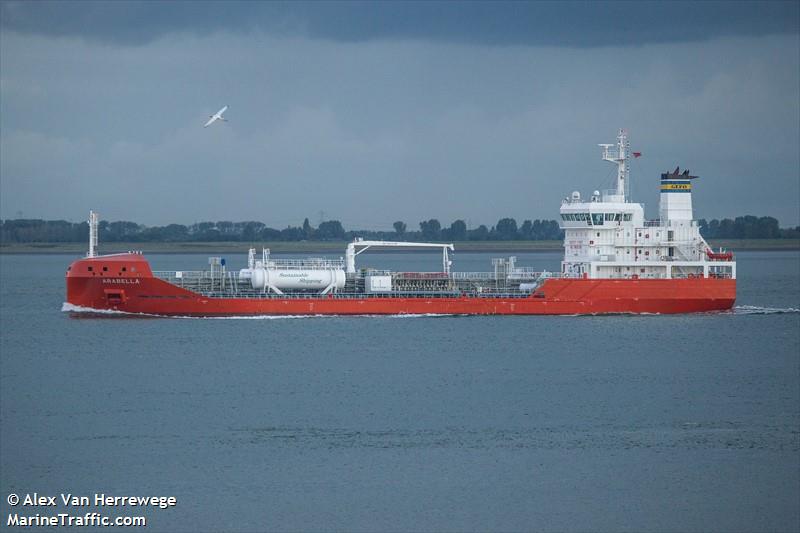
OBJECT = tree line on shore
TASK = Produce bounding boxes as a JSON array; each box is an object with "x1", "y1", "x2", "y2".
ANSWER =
[
  {"x1": 1, "y1": 215, "x2": 798, "y2": 244},
  {"x1": 697, "y1": 216, "x2": 798, "y2": 240}
]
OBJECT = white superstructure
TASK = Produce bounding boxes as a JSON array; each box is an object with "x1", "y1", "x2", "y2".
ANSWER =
[{"x1": 560, "y1": 129, "x2": 735, "y2": 280}]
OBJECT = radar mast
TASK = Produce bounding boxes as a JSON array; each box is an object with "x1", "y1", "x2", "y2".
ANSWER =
[{"x1": 599, "y1": 128, "x2": 630, "y2": 202}]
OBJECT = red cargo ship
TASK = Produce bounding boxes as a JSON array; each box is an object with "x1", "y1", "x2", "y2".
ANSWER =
[{"x1": 65, "y1": 130, "x2": 735, "y2": 316}]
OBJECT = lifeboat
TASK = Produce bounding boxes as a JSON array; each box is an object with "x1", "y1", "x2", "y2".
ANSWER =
[{"x1": 706, "y1": 249, "x2": 734, "y2": 261}]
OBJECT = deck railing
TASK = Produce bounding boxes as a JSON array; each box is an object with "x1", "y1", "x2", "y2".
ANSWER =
[{"x1": 264, "y1": 258, "x2": 345, "y2": 270}]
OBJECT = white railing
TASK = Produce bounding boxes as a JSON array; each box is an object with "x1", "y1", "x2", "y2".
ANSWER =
[
  {"x1": 450, "y1": 272, "x2": 496, "y2": 280},
  {"x1": 154, "y1": 270, "x2": 208, "y2": 280},
  {"x1": 266, "y1": 258, "x2": 345, "y2": 270}
]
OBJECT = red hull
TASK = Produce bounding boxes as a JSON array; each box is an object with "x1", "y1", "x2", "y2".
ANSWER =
[{"x1": 66, "y1": 254, "x2": 736, "y2": 316}]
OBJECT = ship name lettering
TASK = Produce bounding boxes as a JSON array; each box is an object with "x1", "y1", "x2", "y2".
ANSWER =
[{"x1": 102, "y1": 278, "x2": 140, "y2": 285}]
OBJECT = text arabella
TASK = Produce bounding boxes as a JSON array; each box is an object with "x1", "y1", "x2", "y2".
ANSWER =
[{"x1": 102, "y1": 278, "x2": 141, "y2": 284}]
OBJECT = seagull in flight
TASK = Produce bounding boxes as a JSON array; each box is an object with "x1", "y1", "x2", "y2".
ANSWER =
[{"x1": 204, "y1": 105, "x2": 228, "y2": 128}]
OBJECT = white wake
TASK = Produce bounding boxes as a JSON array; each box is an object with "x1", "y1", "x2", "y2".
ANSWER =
[
  {"x1": 63, "y1": 302, "x2": 798, "y2": 318},
  {"x1": 61, "y1": 303, "x2": 455, "y2": 319},
  {"x1": 733, "y1": 305, "x2": 800, "y2": 315}
]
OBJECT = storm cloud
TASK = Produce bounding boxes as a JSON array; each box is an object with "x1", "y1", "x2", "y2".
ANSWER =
[
  {"x1": 2, "y1": 1, "x2": 797, "y2": 47},
  {"x1": 1, "y1": 2, "x2": 798, "y2": 227}
]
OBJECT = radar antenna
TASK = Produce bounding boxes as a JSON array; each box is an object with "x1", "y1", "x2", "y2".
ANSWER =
[{"x1": 599, "y1": 129, "x2": 630, "y2": 202}]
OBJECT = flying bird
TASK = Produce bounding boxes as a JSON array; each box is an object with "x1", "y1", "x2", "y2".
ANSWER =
[{"x1": 204, "y1": 105, "x2": 228, "y2": 128}]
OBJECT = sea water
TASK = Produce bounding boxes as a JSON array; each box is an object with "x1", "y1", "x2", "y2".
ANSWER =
[{"x1": 1, "y1": 251, "x2": 798, "y2": 532}]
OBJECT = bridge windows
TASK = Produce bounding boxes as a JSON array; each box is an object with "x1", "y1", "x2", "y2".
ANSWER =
[{"x1": 561, "y1": 212, "x2": 633, "y2": 222}]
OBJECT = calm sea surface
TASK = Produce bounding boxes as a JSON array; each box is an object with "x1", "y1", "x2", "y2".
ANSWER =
[{"x1": 1, "y1": 251, "x2": 798, "y2": 532}]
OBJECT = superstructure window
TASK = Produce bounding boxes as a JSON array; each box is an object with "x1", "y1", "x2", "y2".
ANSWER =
[
  {"x1": 591, "y1": 214, "x2": 603, "y2": 225},
  {"x1": 623, "y1": 214, "x2": 632, "y2": 221}
]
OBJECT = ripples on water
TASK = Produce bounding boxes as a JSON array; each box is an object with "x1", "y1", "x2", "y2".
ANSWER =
[{"x1": 223, "y1": 423, "x2": 799, "y2": 452}]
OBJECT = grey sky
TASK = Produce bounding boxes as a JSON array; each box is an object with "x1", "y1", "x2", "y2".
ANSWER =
[{"x1": 1, "y1": 1, "x2": 798, "y2": 228}]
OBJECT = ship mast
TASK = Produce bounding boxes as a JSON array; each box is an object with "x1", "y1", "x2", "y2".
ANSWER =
[
  {"x1": 599, "y1": 129, "x2": 630, "y2": 202},
  {"x1": 87, "y1": 210, "x2": 98, "y2": 258}
]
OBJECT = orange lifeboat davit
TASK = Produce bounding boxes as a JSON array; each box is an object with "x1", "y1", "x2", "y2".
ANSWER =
[{"x1": 706, "y1": 248, "x2": 734, "y2": 261}]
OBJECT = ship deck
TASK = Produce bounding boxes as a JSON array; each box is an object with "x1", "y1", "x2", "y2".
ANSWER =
[{"x1": 152, "y1": 269, "x2": 547, "y2": 299}]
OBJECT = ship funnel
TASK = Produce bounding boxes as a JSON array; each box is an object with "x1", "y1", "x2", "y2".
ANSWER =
[{"x1": 659, "y1": 167, "x2": 698, "y2": 225}]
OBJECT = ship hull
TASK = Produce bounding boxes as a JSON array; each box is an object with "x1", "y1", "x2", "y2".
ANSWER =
[{"x1": 66, "y1": 255, "x2": 736, "y2": 316}]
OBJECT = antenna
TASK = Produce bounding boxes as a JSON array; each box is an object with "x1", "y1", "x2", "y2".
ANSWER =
[
  {"x1": 599, "y1": 129, "x2": 630, "y2": 202},
  {"x1": 87, "y1": 210, "x2": 98, "y2": 258}
]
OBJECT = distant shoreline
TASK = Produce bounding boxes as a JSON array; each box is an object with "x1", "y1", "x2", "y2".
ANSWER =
[{"x1": 1, "y1": 239, "x2": 797, "y2": 255}]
